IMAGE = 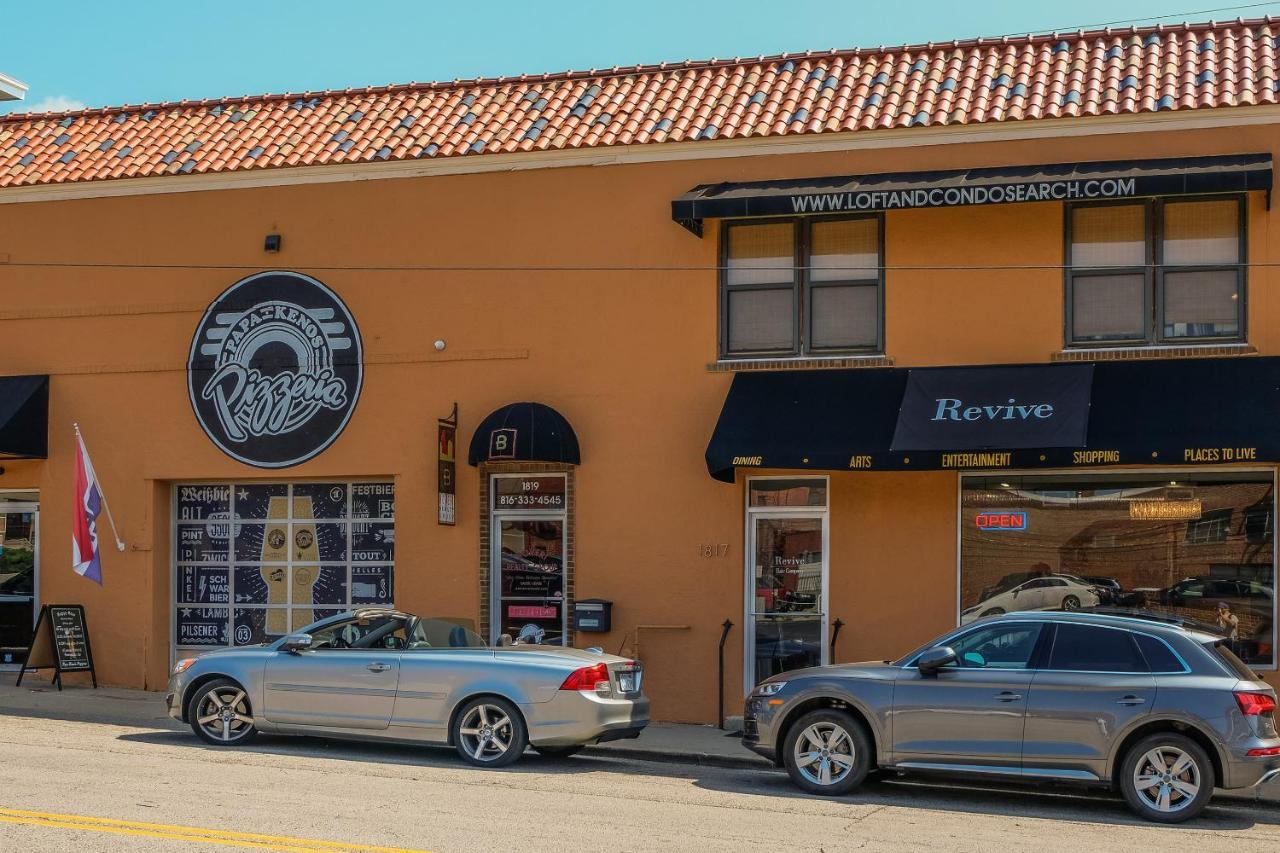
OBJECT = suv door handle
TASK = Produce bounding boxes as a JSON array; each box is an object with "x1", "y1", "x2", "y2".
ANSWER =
[
  {"x1": 1117, "y1": 695, "x2": 1146, "y2": 706},
  {"x1": 995, "y1": 691, "x2": 1023, "y2": 702},
  {"x1": 366, "y1": 662, "x2": 391, "y2": 673}
]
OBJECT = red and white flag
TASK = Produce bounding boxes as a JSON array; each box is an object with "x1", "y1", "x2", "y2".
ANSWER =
[{"x1": 72, "y1": 425, "x2": 115, "y2": 584}]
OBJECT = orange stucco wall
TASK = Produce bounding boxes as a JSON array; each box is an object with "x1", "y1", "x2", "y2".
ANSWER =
[{"x1": 2, "y1": 119, "x2": 1278, "y2": 719}]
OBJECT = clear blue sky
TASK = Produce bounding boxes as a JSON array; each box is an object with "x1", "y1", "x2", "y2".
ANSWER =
[{"x1": 5, "y1": 1, "x2": 1280, "y2": 114}]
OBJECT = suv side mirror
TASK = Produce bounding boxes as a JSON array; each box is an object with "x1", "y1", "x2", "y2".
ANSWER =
[
  {"x1": 282, "y1": 633, "x2": 313, "y2": 653},
  {"x1": 917, "y1": 646, "x2": 957, "y2": 675}
]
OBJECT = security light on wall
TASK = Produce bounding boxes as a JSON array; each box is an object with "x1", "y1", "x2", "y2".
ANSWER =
[{"x1": 264, "y1": 234, "x2": 282, "y2": 252}]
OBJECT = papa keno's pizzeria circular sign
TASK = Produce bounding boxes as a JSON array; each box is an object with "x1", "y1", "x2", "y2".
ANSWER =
[{"x1": 187, "y1": 271, "x2": 364, "y2": 468}]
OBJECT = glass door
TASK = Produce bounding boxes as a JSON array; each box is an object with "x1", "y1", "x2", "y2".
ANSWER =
[
  {"x1": 745, "y1": 478, "x2": 828, "y2": 688},
  {"x1": 490, "y1": 474, "x2": 568, "y2": 645},
  {"x1": 0, "y1": 500, "x2": 39, "y2": 668}
]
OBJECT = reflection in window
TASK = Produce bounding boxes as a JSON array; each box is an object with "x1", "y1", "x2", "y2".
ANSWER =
[{"x1": 961, "y1": 474, "x2": 1275, "y2": 666}]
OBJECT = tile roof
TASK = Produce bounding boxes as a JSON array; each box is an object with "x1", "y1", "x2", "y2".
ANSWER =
[{"x1": 2, "y1": 18, "x2": 1279, "y2": 190}]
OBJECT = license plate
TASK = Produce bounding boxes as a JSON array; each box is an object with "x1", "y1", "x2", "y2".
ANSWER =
[{"x1": 617, "y1": 670, "x2": 642, "y2": 693}]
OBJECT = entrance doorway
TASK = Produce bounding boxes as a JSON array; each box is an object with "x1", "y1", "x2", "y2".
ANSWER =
[
  {"x1": 0, "y1": 494, "x2": 39, "y2": 669},
  {"x1": 745, "y1": 477, "x2": 828, "y2": 688},
  {"x1": 489, "y1": 474, "x2": 568, "y2": 645}
]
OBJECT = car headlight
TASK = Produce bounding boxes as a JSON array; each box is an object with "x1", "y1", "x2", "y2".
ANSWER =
[
  {"x1": 753, "y1": 681, "x2": 787, "y2": 697},
  {"x1": 173, "y1": 658, "x2": 197, "y2": 675}
]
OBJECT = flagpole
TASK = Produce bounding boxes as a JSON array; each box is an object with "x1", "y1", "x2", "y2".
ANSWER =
[{"x1": 74, "y1": 423, "x2": 126, "y2": 552}]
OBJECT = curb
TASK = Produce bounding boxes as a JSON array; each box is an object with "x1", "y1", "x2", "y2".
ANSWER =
[{"x1": 582, "y1": 746, "x2": 771, "y2": 771}]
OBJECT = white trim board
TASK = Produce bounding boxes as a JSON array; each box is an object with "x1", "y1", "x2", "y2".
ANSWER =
[{"x1": 2, "y1": 106, "x2": 1280, "y2": 206}]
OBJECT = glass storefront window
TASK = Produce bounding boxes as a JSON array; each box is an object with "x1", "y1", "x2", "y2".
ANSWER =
[
  {"x1": 490, "y1": 474, "x2": 568, "y2": 645},
  {"x1": 961, "y1": 473, "x2": 1276, "y2": 667},
  {"x1": 174, "y1": 481, "x2": 395, "y2": 653}
]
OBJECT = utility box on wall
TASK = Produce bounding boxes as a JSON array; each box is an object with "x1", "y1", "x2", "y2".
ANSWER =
[{"x1": 573, "y1": 599, "x2": 612, "y2": 632}]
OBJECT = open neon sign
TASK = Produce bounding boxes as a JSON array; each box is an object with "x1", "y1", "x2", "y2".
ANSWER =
[{"x1": 976, "y1": 511, "x2": 1028, "y2": 530}]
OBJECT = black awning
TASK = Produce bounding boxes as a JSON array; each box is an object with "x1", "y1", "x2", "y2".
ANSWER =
[
  {"x1": 468, "y1": 401, "x2": 581, "y2": 466},
  {"x1": 705, "y1": 358, "x2": 1280, "y2": 481},
  {"x1": 0, "y1": 375, "x2": 49, "y2": 458},
  {"x1": 891, "y1": 364, "x2": 1093, "y2": 451},
  {"x1": 673, "y1": 154, "x2": 1272, "y2": 234}
]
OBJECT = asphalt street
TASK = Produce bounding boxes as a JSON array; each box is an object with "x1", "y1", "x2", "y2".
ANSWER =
[{"x1": 2, "y1": 711, "x2": 1280, "y2": 852}]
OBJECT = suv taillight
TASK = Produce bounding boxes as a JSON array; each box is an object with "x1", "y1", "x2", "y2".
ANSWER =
[
  {"x1": 1235, "y1": 691, "x2": 1278, "y2": 716},
  {"x1": 560, "y1": 663, "x2": 610, "y2": 692}
]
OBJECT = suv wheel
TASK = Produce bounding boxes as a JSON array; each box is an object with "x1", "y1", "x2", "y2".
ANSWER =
[
  {"x1": 1119, "y1": 733, "x2": 1213, "y2": 823},
  {"x1": 782, "y1": 709, "x2": 872, "y2": 796}
]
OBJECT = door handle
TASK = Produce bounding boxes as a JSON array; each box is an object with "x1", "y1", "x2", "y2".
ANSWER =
[
  {"x1": 1117, "y1": 695, "x2": 1146, "y2": 706},
  {"x1": 366, "y1": 662, "x2": 391, "y2": 673},
  {"x1": 995, "y1": 691, "x2": 1023, "y2": 702}
]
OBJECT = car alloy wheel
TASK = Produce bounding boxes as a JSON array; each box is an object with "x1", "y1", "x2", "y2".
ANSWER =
[
  {"x1": 793, "y1": 722, "x2": 855, "y2": 786},
  {"x1": 1119, "y1": 733, "x2": 1213, "y2": 823},
  {"x1": 452, "y1": 697, "x2": 527, "y2": 768},
  {"x1": 1062, "y1": 595, "x2": 1081, "y2": 611},
  {"x1": 1132, "y1": 746, "x2": 1200, "y2": 814},
  {"x1": 190, "y1": 679, "x2": 256, "y2": 745}
]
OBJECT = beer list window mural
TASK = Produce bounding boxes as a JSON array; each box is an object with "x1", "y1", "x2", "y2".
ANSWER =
[
  {"x1": 960, "y1": 473, "x2": 1275, "y2": 667},
  {"x1": 175, "y1": 482, "x2": 394, "y2": 648}
]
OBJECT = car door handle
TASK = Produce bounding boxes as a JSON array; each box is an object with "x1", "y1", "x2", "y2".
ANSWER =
[
  {"x1": 995, "y1": 691, "x2": 1023, "y2": 702},
  {"x1": 366, "y1": 662, "x2": 391, "y2": 673},
  {"x1": 1117, "y1": 695, "x2": 1146, "y2": 706}
]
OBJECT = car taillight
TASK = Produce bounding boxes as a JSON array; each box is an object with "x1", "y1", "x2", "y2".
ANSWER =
[
  {"x1": 1235, "y1": 692, "x2": 1278, "y2": 716},
  {"x1": 560, "y1": 662, "x2": 610, "y2": 693},
  {"x1": 1247, "y1": 746, "x2": 1280, "y2": 757}
]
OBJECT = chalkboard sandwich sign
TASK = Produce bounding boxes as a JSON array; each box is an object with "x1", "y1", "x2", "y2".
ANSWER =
[{"x1": 16, "y1": 604, "x2": 97, "y2": 690}]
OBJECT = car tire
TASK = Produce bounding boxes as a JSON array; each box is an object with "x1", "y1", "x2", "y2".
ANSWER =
[
  {"x1": 1118, "y1": 733, "x2": 1214, "y2": 823},
  {"x1": 187, "y1": 678, "x2": 258, "y2": 747},
  {"x1": 1062, "y1": 595, "x2": 1081, "y2": 611},
  {"x1": 534, "y1": 745, "x2": 584, "y2": 759},
  {"x1": 782, "y1": 709, "x2": 872, "y2": 796},
  {"x1": 452, "y1": 696, "x2": 528, "y2": 768}
]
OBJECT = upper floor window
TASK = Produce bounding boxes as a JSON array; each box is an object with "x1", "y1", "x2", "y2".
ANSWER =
[
  {"x1": 720, "y1": 215, "x2": 883, "y2": 358},
  {"x1": 1066, "y1": 196, "x2": 1245, "y2": 347}
]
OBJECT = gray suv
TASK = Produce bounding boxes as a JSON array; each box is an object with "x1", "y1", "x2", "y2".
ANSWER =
[{"x1": 743, "y1": 612, "x2": 1280, "y2": 822}]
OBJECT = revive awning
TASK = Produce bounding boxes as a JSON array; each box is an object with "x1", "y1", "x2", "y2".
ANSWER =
[
  {"x1": 672, "y1": 154, "x2": 1272, "y2": 234},
  {"x1": 468, "y1": 401, "x2": 581, "y2": 466},
  {"x1": 0, "y1": 375, "x2": 49, "y2": 458},
  {"x1": 705, "y1": 358, "x2": 1280, "y2": 481}
]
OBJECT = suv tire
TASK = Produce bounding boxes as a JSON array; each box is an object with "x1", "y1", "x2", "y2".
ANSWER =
[
  {"x1": 1119, "y1": 732, "x2": 1214, "y2": 823},
  {"x1": 782, "y1": 709, "x2": 872, "y2": 796}
]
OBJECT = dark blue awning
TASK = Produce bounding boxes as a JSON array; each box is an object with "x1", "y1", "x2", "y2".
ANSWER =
[
  {"x1": 705, "y1": 358, "x2": 1280, "y2": 481},
  {"x1": 468, "y1": 402, "x2": 580, "y2": 466},
  {"x1": 0, "y1": 375, "x2": 48, "y2": 459},
  {"x1": 673, "y1": 154, "x2": 1272, "y2": 235}
]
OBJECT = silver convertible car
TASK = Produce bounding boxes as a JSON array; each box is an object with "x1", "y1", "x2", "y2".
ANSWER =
[{"x1": 166, "y1": 609, "x2": 649, "y2": 766}]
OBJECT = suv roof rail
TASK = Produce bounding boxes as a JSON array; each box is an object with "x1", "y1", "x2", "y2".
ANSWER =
[{"x1": 1077, "y1": 606, "x2": 1228, "y2": 637}]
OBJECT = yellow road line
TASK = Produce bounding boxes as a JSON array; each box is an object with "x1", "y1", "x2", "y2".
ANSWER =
[{"x1": 0, "y1": 807, "x2": 432, "y2": 853}]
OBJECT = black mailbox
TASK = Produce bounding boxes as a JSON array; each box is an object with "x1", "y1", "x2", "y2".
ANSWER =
[{"x1": 573, "y1": 599, "x2": 612, "y2": 632}]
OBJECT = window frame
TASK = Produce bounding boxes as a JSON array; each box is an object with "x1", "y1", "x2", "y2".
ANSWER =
[
  {"x1": 719, "y1": 213, "x2": 885, "y2": 359},
  {"x1": 1063, "y1": 194, "x2": 1247, "y2": 348}
]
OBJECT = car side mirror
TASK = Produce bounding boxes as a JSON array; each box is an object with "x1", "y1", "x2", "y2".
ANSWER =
[
  {"x1": 1011, "y1": 589, "x2": 1020, "y2": 599},
  {"x1": 282, "y1": 633, "x2": 313, "y2": 653},
  {"x1": 917, "y1": 646, "x2": 957, "y2": 675}
]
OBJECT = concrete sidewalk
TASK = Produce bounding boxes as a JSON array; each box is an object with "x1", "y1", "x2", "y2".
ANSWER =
[{"x1": 3, "y1": 672, "x2": 1276, "y2": 805}]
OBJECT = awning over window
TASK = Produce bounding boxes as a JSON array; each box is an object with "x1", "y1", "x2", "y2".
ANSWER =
[
  {"x1": 672, "y1": 154, "x2": 1272, "y2": 234},
  {"x1": 468, "y1": 401, "x2": 581, "y2": 466},
  {"x1": 705, "y1": 358, "x2": 1280, "y2": 481},
  {"x1": 0, "y1": 375, "x2": 49, "y2": 459}
]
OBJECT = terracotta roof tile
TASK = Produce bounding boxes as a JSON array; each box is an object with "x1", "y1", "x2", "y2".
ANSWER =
[{"x1": 3, "y1": 18, "x2": 1279, "y2": 189}]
